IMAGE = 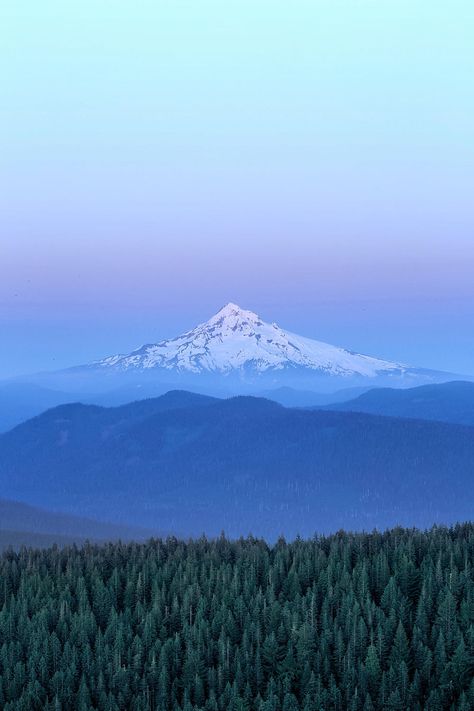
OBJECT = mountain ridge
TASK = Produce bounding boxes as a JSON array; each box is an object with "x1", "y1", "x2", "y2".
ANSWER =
[
  {"x1": 2, "y1": 390, "x2": 473, "y2": 539},
  {"x1": 323, "y1": 380, "x2": 474, "y2": 426}
]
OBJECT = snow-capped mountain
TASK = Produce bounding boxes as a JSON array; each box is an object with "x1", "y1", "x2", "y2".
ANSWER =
[
  {"x1": 6, "y1": 303, "x2": 464, "y2": 404},
  {"x1": 93, "y1": 302, "x2": 409, "y2": 380}
]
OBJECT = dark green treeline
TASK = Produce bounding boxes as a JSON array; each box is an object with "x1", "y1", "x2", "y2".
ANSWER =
[{"x1": 0, "y1": 526, "x2": 473, "y2": 710}]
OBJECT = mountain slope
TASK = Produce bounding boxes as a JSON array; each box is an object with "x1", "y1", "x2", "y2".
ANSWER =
[
  {"x1": 91, "y1": 303, "x2": 410, "y2": 379},
  {"x1": 0, "y1": 498, "x2": 157, "y2": 549},
  {"x1": 0, "y1": 382, "x2": 81, "y2": 432},
  {"x1": 1, "y1": 392, "x2": 473, "y2": 538},
  {"x1": 258, "y1": 385, "x2": 374, "y2": 407},
  {"x1": 0, "y1": 381, "x2": 216, "y2": 432},
  {"x1": 0, "y1": 529, "x2": 93, "y2": 551},
  {"x1": 325, "y1": 381, "x2": 474, "y2": 426}
]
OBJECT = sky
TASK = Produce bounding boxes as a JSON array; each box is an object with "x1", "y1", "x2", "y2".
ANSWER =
[{"x1": 1, "y1": 1, "x2": 474, "y2": 378}]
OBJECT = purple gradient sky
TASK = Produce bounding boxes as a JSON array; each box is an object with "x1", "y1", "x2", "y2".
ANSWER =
[{"x1": 1, "y1": 1, "x2": 474, "y2": 378}]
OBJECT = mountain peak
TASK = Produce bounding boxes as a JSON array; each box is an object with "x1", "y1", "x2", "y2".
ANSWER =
[
  {"x1": 93, "y1": 304, "x2": 410, "y2": 380},
  {"x1": 206, "y1": 302, "x2": 262, "y2": 328},
  {"x1": 203, "y1": 301, "x2": 263, "y2": 335},
  {"x1": 217, "y1": 302, "x2": 245, "y2": 314}
]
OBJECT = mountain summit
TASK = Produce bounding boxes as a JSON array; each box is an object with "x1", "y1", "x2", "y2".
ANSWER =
[{"x1": 93, "y1": 302, "x2": 409, "y2": 380}]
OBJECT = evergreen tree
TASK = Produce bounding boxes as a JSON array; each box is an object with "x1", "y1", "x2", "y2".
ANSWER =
[{"x1": 0, "y1": 525, "x2": 472, "y2": 709}]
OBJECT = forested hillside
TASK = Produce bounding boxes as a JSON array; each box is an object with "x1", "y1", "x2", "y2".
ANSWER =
[
  {"x1": 325, "y1": 381, "x2": 474, "y2": 426},
  {"x1": 0, "y1": 498, "x2": 156, "y2": 550},
  {"x1": 1, "y1": 526, "x2": 473, "y2": 710},
  {"x1": 2, "y1": 393, "x2": 474, "y2": 537}
]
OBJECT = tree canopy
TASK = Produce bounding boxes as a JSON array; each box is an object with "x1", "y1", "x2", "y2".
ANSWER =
[{"x1": 0, "y1": 525, "x2": 473, "y2": 710}]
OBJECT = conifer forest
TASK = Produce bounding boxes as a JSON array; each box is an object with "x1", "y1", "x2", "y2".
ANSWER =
[{"x1": 1, "y1": 525, "x2": 473, "y2": 710}]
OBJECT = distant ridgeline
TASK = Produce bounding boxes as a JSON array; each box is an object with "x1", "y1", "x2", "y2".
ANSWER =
[
  {"x1": 2, "y1": 391, "x2": 474, "y2": 537},
  {"x1": 0, "y1": 526, "x2": 473, "y2": 710}
]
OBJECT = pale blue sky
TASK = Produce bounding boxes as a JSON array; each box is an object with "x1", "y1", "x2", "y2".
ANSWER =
[{"x1": 1, "y1": 1, "x2": 474, "y2": 377}]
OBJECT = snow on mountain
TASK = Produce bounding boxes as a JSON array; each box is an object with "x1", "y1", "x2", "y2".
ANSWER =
[{"x1": 93, "y1": 303, "x2": 408, "y2": 379}]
